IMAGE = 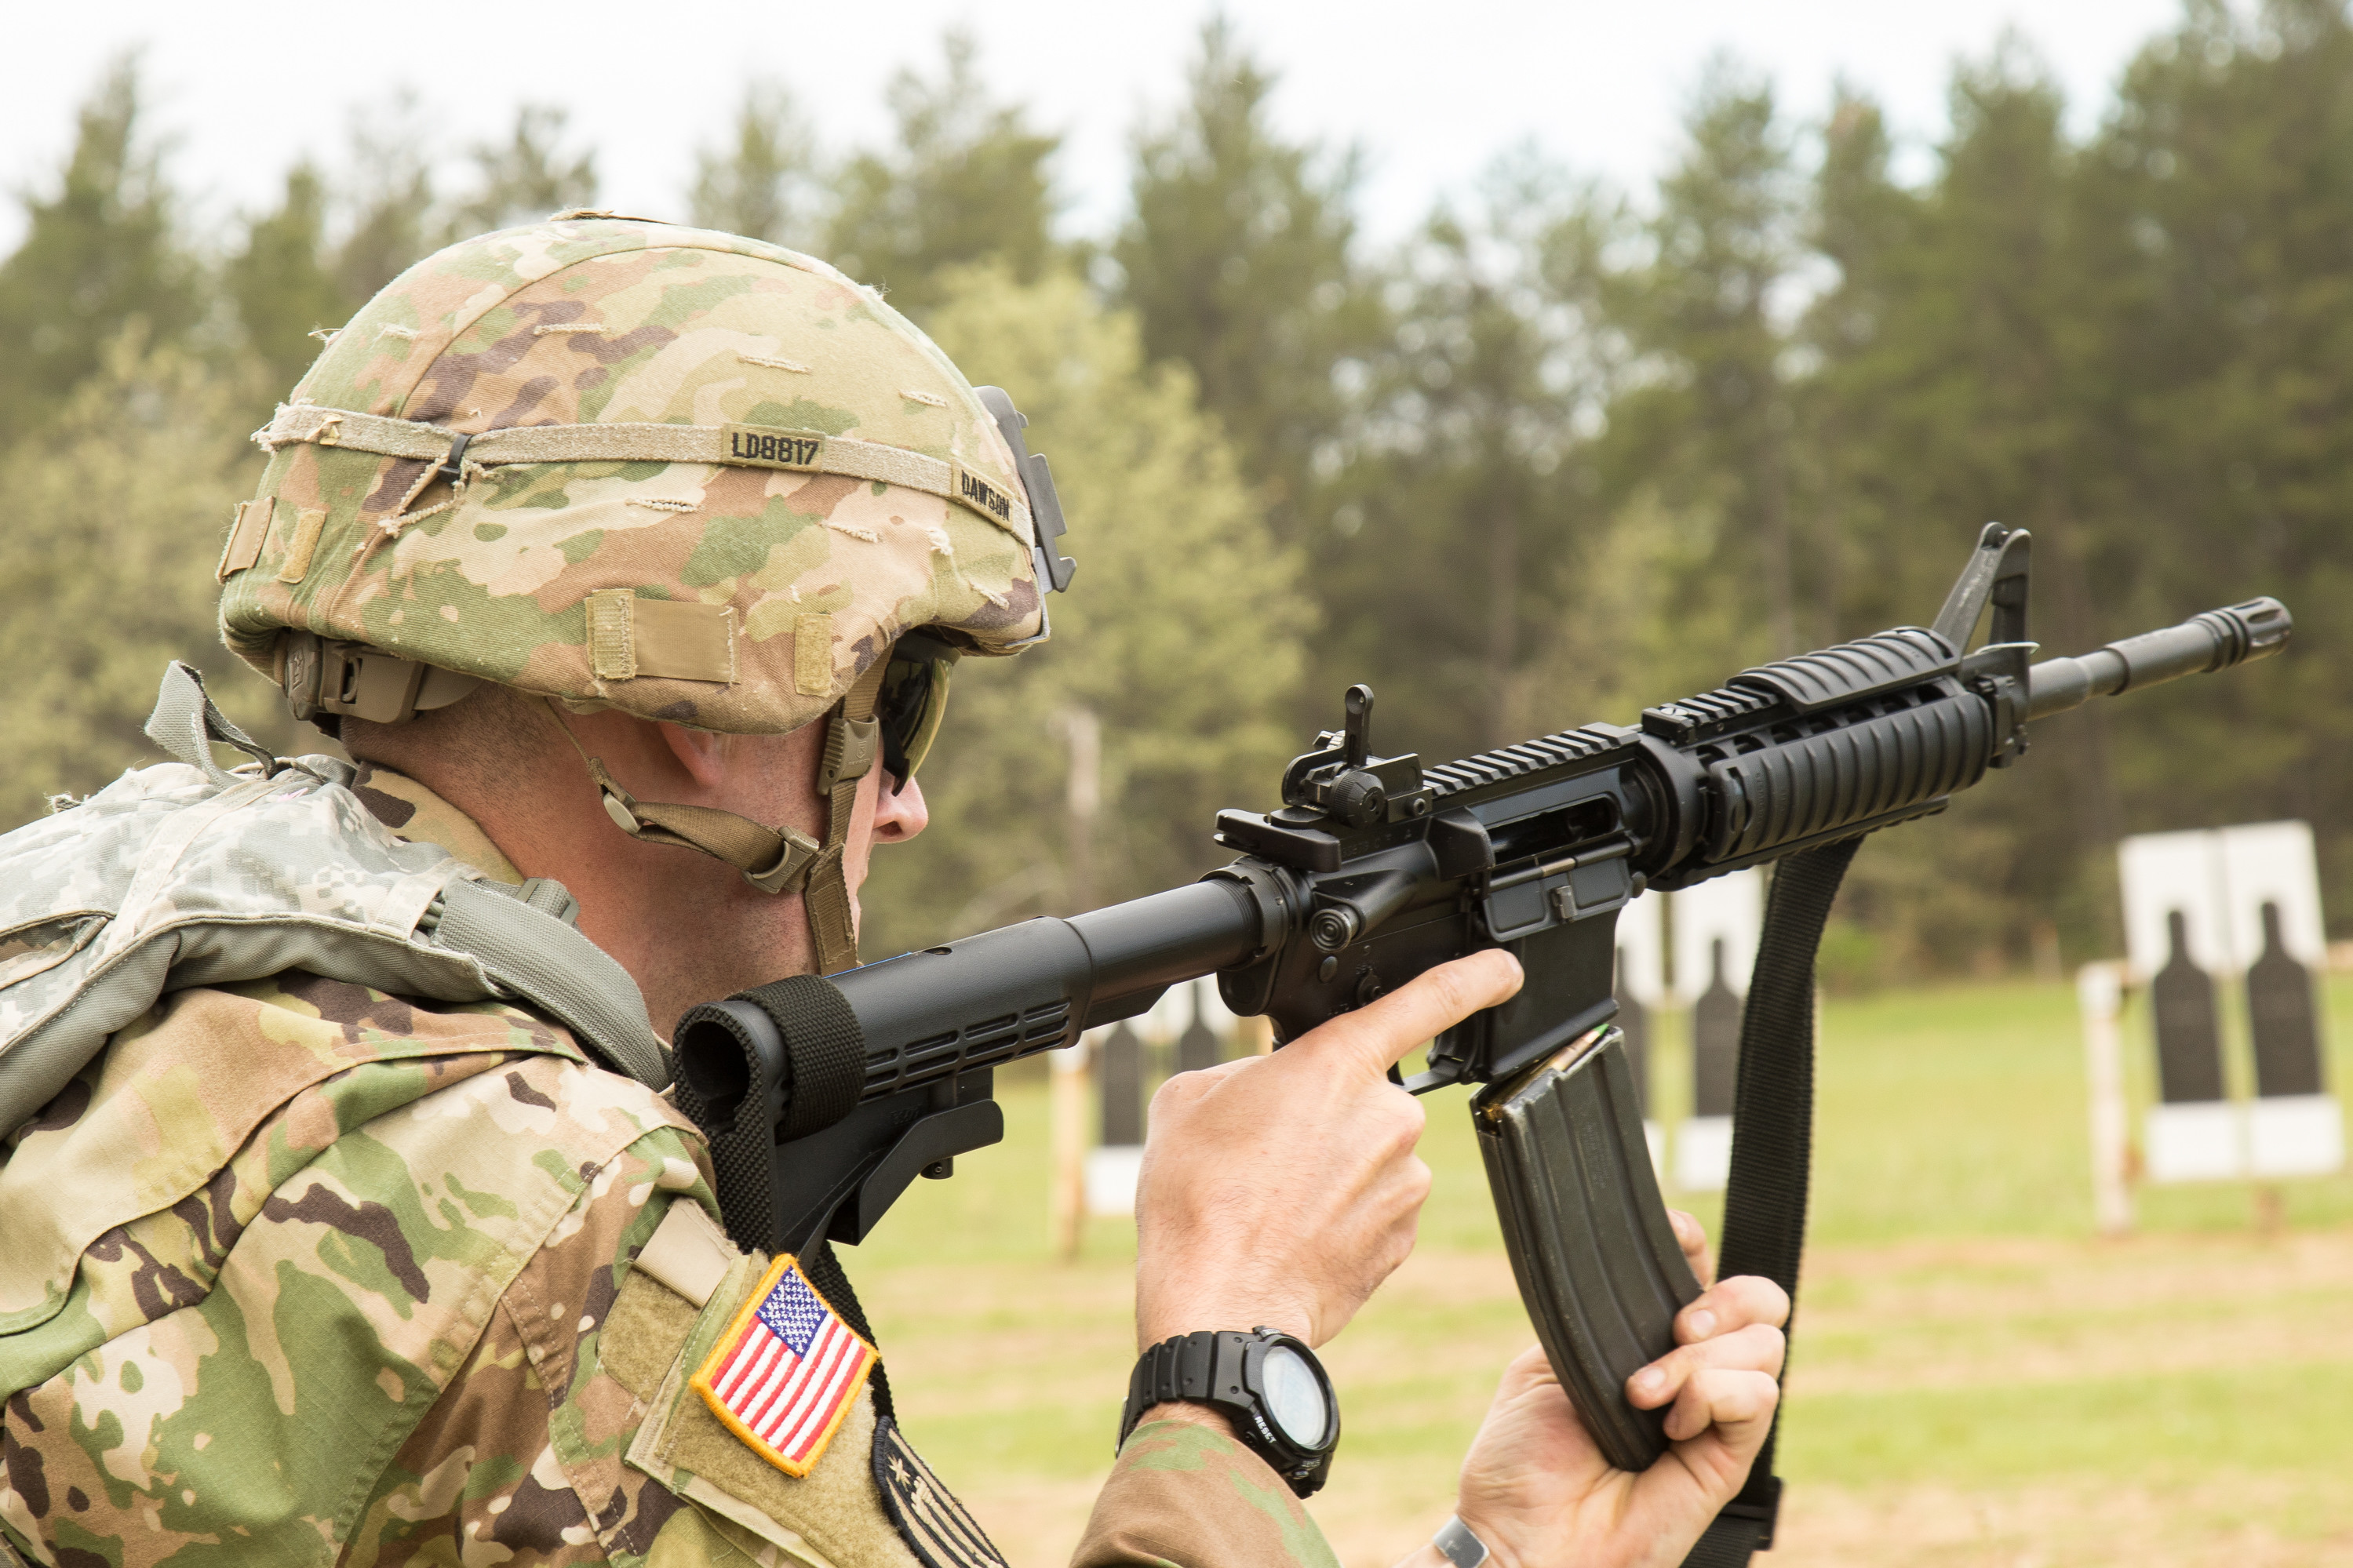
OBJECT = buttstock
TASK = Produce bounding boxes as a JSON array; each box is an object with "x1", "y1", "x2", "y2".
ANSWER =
[{"x1": 1472, "y1": 1026, "x2": 1700, "y2": 1472}]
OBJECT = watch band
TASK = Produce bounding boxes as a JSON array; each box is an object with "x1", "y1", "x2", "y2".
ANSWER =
[
  {"x1": 1120, "y1": 1330, "x2": 1242, "y2": 1448},
  {"x1": 1431, "y1": 1515, "x2": 1491, "y2": 1568},
  {"x1": 1117, "y1": 1328, "x2": 1336, "y2": 1498}
]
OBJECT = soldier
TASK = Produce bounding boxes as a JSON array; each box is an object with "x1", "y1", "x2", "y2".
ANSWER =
[{"x1": 0, "y1": 216, "x2": 1786, "y2": 1568}]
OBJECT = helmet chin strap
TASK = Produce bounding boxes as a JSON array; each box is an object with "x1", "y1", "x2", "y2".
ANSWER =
[{"x1": 541, "y1": 660, "x2": 887, "y2": 975}]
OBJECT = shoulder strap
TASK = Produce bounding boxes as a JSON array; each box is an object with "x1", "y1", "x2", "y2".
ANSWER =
[
  {"x1": 0, "y1": 670, "x2": 672, "y2": 1144},
  {"x1": 1679, "y1": 835, "x2": 1863, "y2": 1568},
  {"x1": 424, "y1": 878, "x2": 672, "y2": 1092},
  {"x1": 149, "y1": 658, "x2": 675, "y2": 1093}
]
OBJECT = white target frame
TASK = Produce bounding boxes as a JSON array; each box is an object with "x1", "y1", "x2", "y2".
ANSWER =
[{"x1": 2112, "y1": 820, "x2": 2340, "y2": 1184}]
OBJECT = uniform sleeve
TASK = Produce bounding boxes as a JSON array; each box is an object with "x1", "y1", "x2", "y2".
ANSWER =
[
  {"x1": 1071, "y1": 1418, "x2": 1342, "y2": 1568},
  {"x1": 343, "y1": 1124, "x2": 713, "y2": 1566}
]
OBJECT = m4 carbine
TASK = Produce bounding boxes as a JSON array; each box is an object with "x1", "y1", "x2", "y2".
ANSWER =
[{"x1": 674, "y1": 525, "x2": 2288, "y2": 1539}]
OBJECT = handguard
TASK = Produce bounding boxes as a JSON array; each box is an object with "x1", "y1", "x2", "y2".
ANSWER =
[{"x1": 1472, "y1": 1025, "x2": 1700, "y2": 1473}]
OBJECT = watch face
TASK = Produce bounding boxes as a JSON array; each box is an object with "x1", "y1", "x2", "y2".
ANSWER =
[{"x1": 1260, "y1": 1344, "x2": 1330, "y2": 1450}]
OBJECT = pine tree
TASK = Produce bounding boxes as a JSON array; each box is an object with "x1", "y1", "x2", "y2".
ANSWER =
[
  {"x1": 1792, "y1": 87, "x2": 1925, "y2": 637},
  {"x1": 689, "y1": 80, "x2": 818, "y2": 246},
  {"x1": 824, "y1": 31, "x2": 1060, "y2": 313},
  {"x1": 1113, "y1": 18, "x2": 1374, "y2": 548},
  {"x1": 0, "y1": 55, "x2": 201, "y2": 447},
  {"x1": 447, "y1": 104, "x2": 599, "y2": 240},
  {"x1": 337, "y1": 95, "x2": 437, "y2": 302},
  {"x1": 1320, "y1": 158, "x2": 1609, "y2": 759},
  {"x1": 227, "y1": 164, "x2": 349, "y2": 392},
  {"x1": 2071, "y1": 0, "x2": 2353, "y2": 914},
  {"x1": 0, "y1": 338, "x2": 304, "y2": 829},
  {"x1": 855, "y1": 265, "x2": 1308, "y2": 952},
  {"x1": 1611, "y1": 62, "x2": 1808, "y2": 660}
]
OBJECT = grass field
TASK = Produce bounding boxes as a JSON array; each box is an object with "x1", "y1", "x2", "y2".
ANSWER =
[{"x1": 849, "y1": 974, "x2": 2353, "y2": 1566}]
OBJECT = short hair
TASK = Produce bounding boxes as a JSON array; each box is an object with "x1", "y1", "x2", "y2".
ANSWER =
[{"x1": 340, "y1": 682, "x2": 561, "y2": 801}]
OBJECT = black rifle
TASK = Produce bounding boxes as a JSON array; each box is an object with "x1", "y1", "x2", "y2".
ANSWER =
[{"x1": 674, "y1": 526, "x2": 2287, "y2": 1553}]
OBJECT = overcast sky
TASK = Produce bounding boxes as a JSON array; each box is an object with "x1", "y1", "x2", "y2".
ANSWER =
[{"x1": 7, "y1": 0, "x2": 2194, "y2": 253}]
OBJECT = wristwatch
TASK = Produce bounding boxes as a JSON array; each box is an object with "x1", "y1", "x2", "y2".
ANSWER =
[{"x1": 1118, "y1": 1327, "x2": 1340, "y2": 1497}]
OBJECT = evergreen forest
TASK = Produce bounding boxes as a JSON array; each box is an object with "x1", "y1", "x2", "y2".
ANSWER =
[{"x1": 3, "y1": 2, "x2": 2347, "y2": 983}]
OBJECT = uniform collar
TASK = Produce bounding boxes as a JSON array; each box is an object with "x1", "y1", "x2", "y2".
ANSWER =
[{"x1": 351, "y1": 762, "x2": 526, "y2": 886}]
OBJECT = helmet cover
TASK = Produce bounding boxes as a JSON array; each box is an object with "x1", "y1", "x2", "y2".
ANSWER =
[{"x1": 219, "y1": 216, "x2": 1046, "y2": 735}]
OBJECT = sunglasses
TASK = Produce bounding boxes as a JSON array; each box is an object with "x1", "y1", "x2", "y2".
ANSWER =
[{"x1": 876, "y1": 631, "x2": 960, "y2": 791}]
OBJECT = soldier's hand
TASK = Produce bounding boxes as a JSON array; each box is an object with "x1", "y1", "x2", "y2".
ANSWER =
[
  {"x1": 1407, "y1": 1211, "x2": 1790, "y2": 1568},
  {"x1": 1132, "y1": 950, "x2": 1523, "y2": 1350}
]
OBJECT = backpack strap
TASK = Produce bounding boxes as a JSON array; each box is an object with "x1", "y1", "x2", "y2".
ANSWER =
[
  {"x1": 148, "y1": 659, "x2": 676, "y2": 1093},
  {"x1": 143, "y1": 662, "x2": 282, "y2": 785},
  {"x1": 421, "y1": 877, "x2": 672, "y2": 1092}
]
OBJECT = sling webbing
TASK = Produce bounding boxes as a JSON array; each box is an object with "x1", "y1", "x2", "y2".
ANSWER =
[
  {"x1": 1677, "y1": 835, "x2": 1863, "y2": 1567},
  {"x1": 691, "y1": 976, "x2": 893, "y2": 1418},
  {"x1": 739, "y1": 974, "x2": 867, "y2": 1141}
]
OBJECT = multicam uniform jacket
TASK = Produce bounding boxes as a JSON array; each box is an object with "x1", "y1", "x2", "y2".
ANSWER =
[{"x1": 0, "y1": 768, "x2": 1337, "y2": 1568}]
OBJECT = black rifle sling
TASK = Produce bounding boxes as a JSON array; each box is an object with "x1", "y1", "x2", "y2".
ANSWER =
[
  {"x1": 741, "y1": 975, "x2": 867, "y2": 1141},
  {"x1": 1677, "y1": 835, "x2": 1862, "y2": 1568}
]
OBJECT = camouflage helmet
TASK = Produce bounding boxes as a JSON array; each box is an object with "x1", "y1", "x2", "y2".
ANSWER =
[
  {"x1": 217, "y1": 214, "x2": 1075, "y2": 972},
  {"x1": 219, "y1": 213, "x2": 1072, "y2": 738}
]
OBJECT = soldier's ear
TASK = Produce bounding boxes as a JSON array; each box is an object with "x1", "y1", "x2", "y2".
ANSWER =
[{"x1": 656, "y1": 721, "x2": 730, "y2": 791}]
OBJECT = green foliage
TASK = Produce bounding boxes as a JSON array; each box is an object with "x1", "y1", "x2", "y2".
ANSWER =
[
  {"x1": 1787, "y1": 46, "x2": 2113, "y2": 971},
  {"x1": 0, "y1": 56, "x2": 201, "y2": 449},
  {"x1": 858, "y1": 265, "x2": 1310, "y2": 955},
  {"x1": 689, "y1": 81, "x2": 818, "y2": 246},
  {"x1": 1318, "y1": 161, "x2": 1615, "y2": 759},
  {"x1": 0, "y1": 337, "x2": 302, "y2": 828},
  {"x1": 824, "y1": 32, "x2": 1062, "y2": 315},
  {"x1": 2070, "y1": 0, "x2": 2353, "y2": 926},
  {"x1": 1604, "y1": 63, "x2": 1809, "y2": 664}
]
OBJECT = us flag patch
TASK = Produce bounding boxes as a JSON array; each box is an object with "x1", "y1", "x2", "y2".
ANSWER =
[{"x1": 691, "y1": 1254, "x2": 878, "y2": 1475}]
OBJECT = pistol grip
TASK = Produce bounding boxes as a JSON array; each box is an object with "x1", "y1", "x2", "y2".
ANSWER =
[{"x1": 1473, "y1": 1026, "x2": 1700, "y2": 1473}]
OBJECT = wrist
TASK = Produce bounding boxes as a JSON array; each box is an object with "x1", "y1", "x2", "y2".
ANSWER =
[
  {"x1": 1135, "y1": 1287, "x2": 1313, "y2": 1349},
  {"x1": 1124, "y1": 1400, "x2": 1234, "y2": 1446}
]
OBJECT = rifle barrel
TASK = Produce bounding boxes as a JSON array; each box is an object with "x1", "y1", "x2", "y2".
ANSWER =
[{"x1": 2027, "y1": 596, "x2": 2289, "y2": 721}]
